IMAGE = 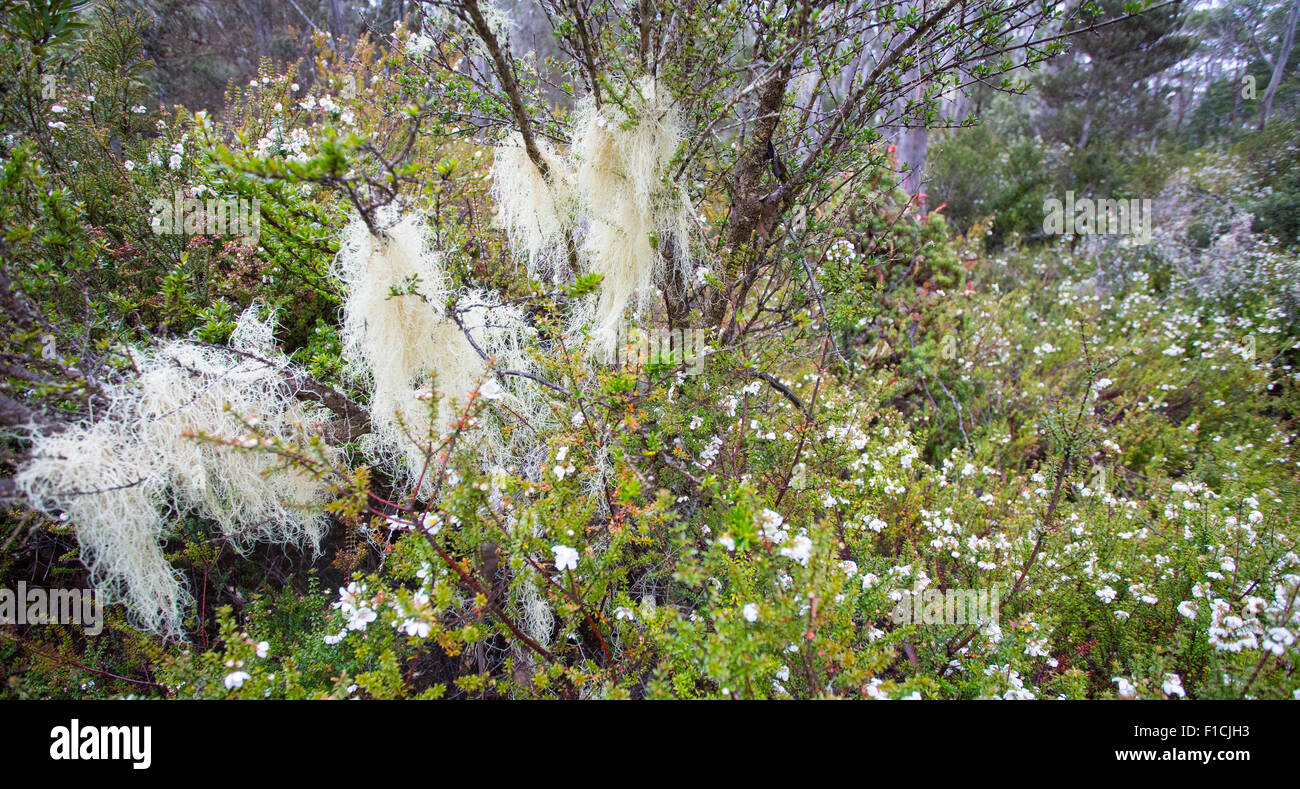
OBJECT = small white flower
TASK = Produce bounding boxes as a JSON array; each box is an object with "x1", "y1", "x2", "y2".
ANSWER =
[
  {"x1": 347, "y1": 607, "x2": 377, "y2": 631},
  {"x1": 1162, "y1": 673, "x2": 1185, "y2": 698},
  {"x1": 255, "y1": 641, "x2": 269, "y2": 658},
  {"x1": 780, "y1": 535, "x2": 812, "y2": 566},
  {"x1": 1112, "y1": 677, "x2": 1136, "y2": 698},
  {"x1": 757, "y1": 508, "x2": 786, "y2": 543},
  {"x1": 224, "y1": 671, "x2": 251, "y2": 690},
  {"x1": 402, "y1": 619, "x2": 431, "y2": 638},
  {"x1": 742, "y1": 603, "x2": 759, "y2": 622},
  {"x1": 478, "y1": 379, "x2": 504, "y2": 400},
  {"x1": 420, "y1": 512, "x2": 441, "y2": 535},
  {"x1": 1024, "y1": 637, "x2": 1050, "y2": 657},
  {"x1": 552, "y1": 544, "x2": 579, "y2": 572},
  {"x1": 335, "y1": 582, "x2": 362, "y2": 611}
]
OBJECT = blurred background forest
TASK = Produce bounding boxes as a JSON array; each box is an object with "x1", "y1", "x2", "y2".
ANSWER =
[{"x1": 115, "y1": 0, "x2": 1300, "y2": 248}]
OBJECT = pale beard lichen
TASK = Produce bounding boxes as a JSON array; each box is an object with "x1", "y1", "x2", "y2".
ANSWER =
[
  {"x1": 518, "y1": 572, "x2": 555, "y2": 647},
  {"x1": 334, "y1": 210, "x2": 553, "y2": 495},
  {"x1": 507, "y1": 505, "x2": 554, "y2": 649},
  {"x1": 569, "y1": 77, "x2": 694, "y2": 356},
  {"x1": 489, "y1": 77, "x2": 694, "y2": 358},
  {"x1": 491, "y1": 132, "x2": 573, "y2": 282},
  {"x1": 334, "y1": 209, "x2": 457, "y2": 493},
  {"x1": 16, "y1": 310, "x2": 336, "y2": 636}
]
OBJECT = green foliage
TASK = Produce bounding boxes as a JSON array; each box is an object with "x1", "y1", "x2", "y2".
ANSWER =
[
  {"x1": 1, "y1": 1, "x2": 1298, "y2": 703},
  {"x1": 1232, "y1": 118, "x2": 1300, "y2": 245}
]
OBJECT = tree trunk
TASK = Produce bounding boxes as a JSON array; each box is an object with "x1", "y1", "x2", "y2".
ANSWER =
[
  {"x1": 1230, "y1": 65, "x2": 1243, "y2": 128},
  {"x1": 896, "y1": 66, "x2": 929, "y2": 210},
  {"x1": 330, "y1": 0, "x2": 345, "y2": 45},
  {"x1": 1077, "y1": 71, "x2": 1098, "y2": 149},
  {"x1": 898, "y1": 125, "x2": 929, "y2": 209},
  {"x1": 1260, "y1": 0, "x2": 1300, "y2": 129}
]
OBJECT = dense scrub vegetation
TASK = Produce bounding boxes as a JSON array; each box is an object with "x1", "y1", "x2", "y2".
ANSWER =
[{"x1": 0, "y1": 0, "x2": 1297, "y2": 700}]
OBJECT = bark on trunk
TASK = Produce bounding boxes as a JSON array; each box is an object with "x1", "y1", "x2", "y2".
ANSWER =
[{"x1": 1260, "y1": 0, "x2": 1300, "y2": 129}]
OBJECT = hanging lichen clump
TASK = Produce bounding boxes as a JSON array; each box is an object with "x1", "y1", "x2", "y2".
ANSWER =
[
  {"x1": 16, "y1": 310, "x2": 337, "y2": 635},
  {"x1": 490, "y1": 77, "x2": 695, "y2": 355},
  {"x1": 334, "y1": 208, "x2": 552, "y2": 496}
]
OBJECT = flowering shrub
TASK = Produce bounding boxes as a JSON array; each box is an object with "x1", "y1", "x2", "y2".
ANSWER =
[
  {"x1": 0, "y1": 0, "x2": 1297, "y2": 702},
  {"x1": 105, "y1": 228, "x2": 1300, "y2": 699}
]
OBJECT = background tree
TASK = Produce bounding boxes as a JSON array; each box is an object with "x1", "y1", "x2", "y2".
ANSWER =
[{"x1": 1259, "y1": 0, "x2": 1300, "y2": 127}]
